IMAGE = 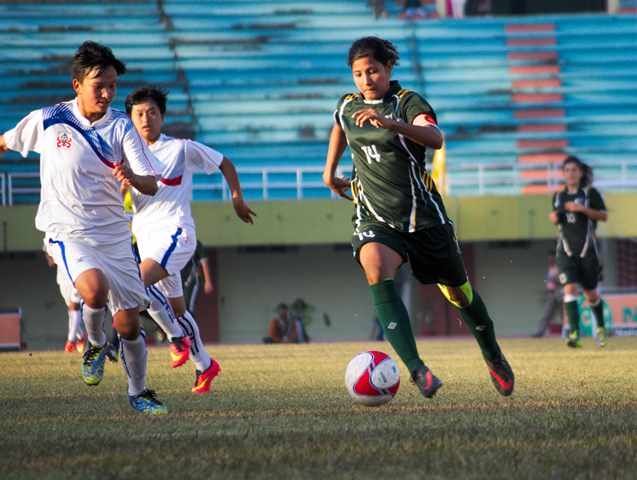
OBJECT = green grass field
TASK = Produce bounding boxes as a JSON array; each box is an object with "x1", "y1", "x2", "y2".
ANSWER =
[{"x1": 1, "y1": 337, "x2": 636, "y2": 479}]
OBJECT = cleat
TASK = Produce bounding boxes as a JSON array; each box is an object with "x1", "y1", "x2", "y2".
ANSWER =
[
  {"x1": 566, "y1": 330, "x2": 582, "y2": 349},
  {"x1": 81, "y1": 343, "x2": 107, "y2": 386},
  {"x1": 485, "y1": 354, "x2": 515, "y2": 397},
  {"x1": 169, "y1": 336, "x2": 191, "y2": 368},
  {"x1": 410, "y1": 364, "x2": 443, "y2": 399},
  {"x1": 595, "y1": 327, "x2": 608, "y2": 348},
  {"x1": 192, "y1": 360, "x2": 221, "y2": 395},
  {"x1": 64, "y1": 341, "x2": 77, "y2": 353},
  {"x1": 128, "y1": 389, "x2": 168, "y2": 415}
]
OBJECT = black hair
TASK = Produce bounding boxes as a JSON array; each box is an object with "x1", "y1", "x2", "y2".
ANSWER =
[
  {"x1": 125, "y1": 86, "x2": 168, "y2": 116},
  {"x1": 71, "y1": 41, "x2": 126, "y2": 81},
  {"x1": 347, "y1": 36, "x2": 399, "y2": 68},
  {"x1": 562, "y1": 155, "x2": 593, "y2": 188}
]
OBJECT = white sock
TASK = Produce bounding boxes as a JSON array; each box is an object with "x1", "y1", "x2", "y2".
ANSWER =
[
  {"x1": 67, "y1": 309, "x2": 83, "y2": 341},
  {"x1": 120, "y1": 333, "x2": 147, "y2": 396},
  {"x1": 82, "y1": 304, "x2": 106, "y2": 347},
  {"x1": 178, "y1": 310, "x2": 211, "y2": 372},
  {"x1": 146, "y1": 285, "x2": 184, "y2": 340}
]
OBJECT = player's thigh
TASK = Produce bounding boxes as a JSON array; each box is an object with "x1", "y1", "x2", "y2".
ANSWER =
[
  {"x1": 556, "y1": 250, "x2": 580, "y2": 289},
  {"x1": 353, "y1": 223, "x2": 407, "y2": 285},
  {"x1": 579, "y1": 252, "x2": 602, "y2": 292},
  {"x1": 100, "y1": 239, "x2": 149, "y2": 316},
  {"x1": 136, "y1": 226, "x2": 196, "y2": 277},
  {"x1": 139, "y1": 258, "x2": 168, "y2": 287},
  {"x1": 408, "y1": 224, "x2": 468, "y2": 287}
]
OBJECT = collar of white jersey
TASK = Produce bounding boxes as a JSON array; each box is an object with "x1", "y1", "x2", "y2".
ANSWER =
[
  {"x1": 148, "y1": 133, "x2": 169, "y2": 151},
  {"x1": 71, "y1": 98, "x2": 113, "y2": 127}
]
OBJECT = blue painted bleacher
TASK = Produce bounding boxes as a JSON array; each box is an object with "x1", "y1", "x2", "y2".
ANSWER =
[{"x1": 1, "y1": 0, "x2": 636, "y2": 202}]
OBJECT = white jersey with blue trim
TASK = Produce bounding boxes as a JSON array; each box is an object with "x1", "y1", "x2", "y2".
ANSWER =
[
  {"x1": 130, "y1": 134, "x2": 223, "y2": 233},
  {"x1": 3, "y1": 99, "x2": 158, "y2": 244}
]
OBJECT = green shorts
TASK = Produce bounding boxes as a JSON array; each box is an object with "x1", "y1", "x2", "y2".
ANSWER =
[
  {"x1": 556, "y1": 247, "x2": 602, "y2": 291},
  {"x1": 352, "y1": 222, "x2": 468, "y2": 287}
]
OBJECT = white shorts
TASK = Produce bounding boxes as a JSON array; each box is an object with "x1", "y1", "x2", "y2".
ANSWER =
[
  {"x1": 154, "y1": 273, "x2": 184, "y2": 299},
  {"x1": 56, "y1": 265, "x2": 81, "y2": 305},
  {"x1": 46, "y1": 235, "x2": 148, "y2": 315},
  {"x1": 135, "y1": 225, "x2": 196, "y2": 277}
]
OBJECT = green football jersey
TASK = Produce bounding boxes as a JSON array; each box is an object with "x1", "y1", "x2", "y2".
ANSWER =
[{"x1": 334, "y1": 81, "x2": 448, "y2": 233}]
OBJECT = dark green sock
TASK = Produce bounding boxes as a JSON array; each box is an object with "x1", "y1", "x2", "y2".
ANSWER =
[
  {"x1": 370, "y1": 280, "x2": 423, "y2": 373},
  {"x1": 564, "y1": 299, "x2": 580, "y2": 335},
  {"x1": 459, "y1": 290, "x2": 501, "y2": 362},
  {"x1": 591, "y1": 299, "x2": 605, "y2": 329}
]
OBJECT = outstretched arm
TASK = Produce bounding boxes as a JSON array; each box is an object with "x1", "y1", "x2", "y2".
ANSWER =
[
  {"x1": 219, "y1": 157, "x2": 256, "y2": 224},
  {"x1": 323, "y1": 122, "x2": 352, "y2": 200}
]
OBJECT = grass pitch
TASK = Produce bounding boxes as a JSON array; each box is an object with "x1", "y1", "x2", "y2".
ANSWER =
[{"x1": 1, "y1": 337, "x2": 636, "y2": 480}]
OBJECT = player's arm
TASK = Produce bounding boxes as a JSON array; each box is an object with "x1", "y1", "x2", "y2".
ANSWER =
[
  {"x1": 549, "y1": 192, "x2": 563, "y2": 225},
  {"x1": 0, "y1": 134, "x2": 7, "y2": 154},
  {"x1": 2, "y1": 110, "x2": 44, "y2": 158},
  {"x1": 565, "y1": 189, "x2": 608, "y2": 222},
  {"x1": 219, "y1": 157, "x2": 256, "y2": 224},
  {"x1": 119, "y1": 124, "x2": 160, "y2": 195},
  {"x1": 200, "y1": 255, "x2": 215, "y2": 294},
  {"x1": 323, "y1": 121, "x2": 352, "y2": 200},
  {"x1": 353, "y1": 111, "x2": 443, "y2": 149}
]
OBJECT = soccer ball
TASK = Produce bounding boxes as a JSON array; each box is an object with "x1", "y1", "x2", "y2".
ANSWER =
[{"x1": 345, "y1": 350, "x2": 400, "y2": 406}]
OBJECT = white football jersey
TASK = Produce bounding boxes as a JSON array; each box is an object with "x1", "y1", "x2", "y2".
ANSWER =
[
  {"x1": 130, "y1": 134, "x2": 223, "y2": 233},
  {"x1": 3, "y1": 99, "x2": 158, "y2": 244}
]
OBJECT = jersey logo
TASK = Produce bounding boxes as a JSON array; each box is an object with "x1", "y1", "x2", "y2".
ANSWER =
[{"x1": 56, "y1": 132, "x2": 72, "y2": 149}]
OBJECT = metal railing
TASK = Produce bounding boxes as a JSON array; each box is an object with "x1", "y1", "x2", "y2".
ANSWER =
[
  {"x1": 446, "y1": 159, "x2": 637, "y2": 194},
  {"x1": 3, "y1": 160, "x2": 637, "y2": 205}
]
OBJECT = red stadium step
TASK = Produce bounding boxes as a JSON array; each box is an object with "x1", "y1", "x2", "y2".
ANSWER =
[
  {"x1": 518, "y1": 124, "x2": 566, "y2": 133},
  {"x1": 510, "y1": 65, "x2": 560, "y2": 75},
  {"x1": 517, "y1": 139, "x2": 568, "y2": 149},
  {"x1": 515, "y1": 108, "x2": 565, "y2": 119},
  {"x1": 518, "y1": 153, "x2": 567, "y2": 164},
  {"x1": 522, "y1": 184, "x2": 561, "y2": 195},
  {"x1": 512, "y1": 93, "x2": 563, "y2": 103},
  {"x1": 507, "y1": 51, "x2": 558, "y2": 62},
  {"x1": 507, "y1": 37, "x2": 556, "y2": 47},
  {"x1": 506, "y1": 23, "x2": 555, "y2": 33},
  {"x1": 520, "y1": 169, "x2": 562, "y2": 180},
  {"x1": 512, "y1": 78, "x2": 561, "y2": 89}
]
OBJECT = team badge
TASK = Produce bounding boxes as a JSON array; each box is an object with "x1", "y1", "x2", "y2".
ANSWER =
[{"x1": 56, "y1": 132, "x2": 72, "y2": 149}]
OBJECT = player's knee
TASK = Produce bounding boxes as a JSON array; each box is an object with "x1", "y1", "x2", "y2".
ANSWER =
[
  {"x1": 82, "y1": 289, "x2": 108, "y2": 308},
  {"x1": 113, "y1": 313, "x2": 141, "y2": 340}
]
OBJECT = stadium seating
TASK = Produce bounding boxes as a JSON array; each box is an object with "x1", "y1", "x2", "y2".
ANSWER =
[{"x1": 1, "y1": 0, "x2": 636, "y2": 202}]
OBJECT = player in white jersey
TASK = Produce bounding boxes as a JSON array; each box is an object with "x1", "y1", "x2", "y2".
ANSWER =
[
  {"x1": 124, "y1": 86, "x2": 255, "y2": 394},
  {"x1": 0, "y1": 42, "x2": 167, "y2": 415}
]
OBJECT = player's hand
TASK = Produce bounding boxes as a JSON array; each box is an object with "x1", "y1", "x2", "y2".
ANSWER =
[
  {"x1": 549, "y1": 211, "x2": 559, "y2": 224},
  {"x1": 203, "y1": 281, "x2": 215, "y2": 295},
  {"x1": 352, "y1": 108, "x2": 394, "y2": 129},
  {"x1": 232, "y1": 196, "x2": 256, "y2": 224},
  {"x1": 0, "y1": 135, "x2": 8, "y2": 156},
  {"x1": 564, "y1": 201, "x2": 583, "y2": 213},
  {"x1": 323, "y1": 175, "x2": 352, "y2": 201}
]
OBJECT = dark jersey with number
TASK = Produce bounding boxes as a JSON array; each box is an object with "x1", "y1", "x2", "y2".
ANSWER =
[
  {"x1": 334, "y1": 80, "x2": 449, "y2": 233},
  {"x1": 552, "y1": 186, "x2": 606, "y2": 257}
]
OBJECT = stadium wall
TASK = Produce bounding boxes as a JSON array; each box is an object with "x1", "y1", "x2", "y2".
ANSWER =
[{"x1": 0, "y1": 238, "x2": 621, "y2": 348}]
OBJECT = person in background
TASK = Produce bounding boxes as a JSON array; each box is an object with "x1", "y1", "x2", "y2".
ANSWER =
[
  {"x1": 263, "y1": 303, "x2": 298, "y2": 344},
  {"x1": 181, "y1": 240, "x2": 215, "y2": 314},
  {"x1": 532, "y1": 252, "x2": 562, "y2": 337}
]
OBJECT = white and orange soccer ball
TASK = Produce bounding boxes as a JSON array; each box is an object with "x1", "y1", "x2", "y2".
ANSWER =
[{"x1": 345, "y1": 350, "x2": 400, "y2": 406}]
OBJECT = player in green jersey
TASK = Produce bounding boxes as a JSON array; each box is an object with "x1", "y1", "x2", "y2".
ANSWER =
[
  {"x1": 550, "y1": 156, "x2": 608, "y2": 348},
  {"x1": 323, "y1": 36, "x2": 514, "y2": 398}
]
